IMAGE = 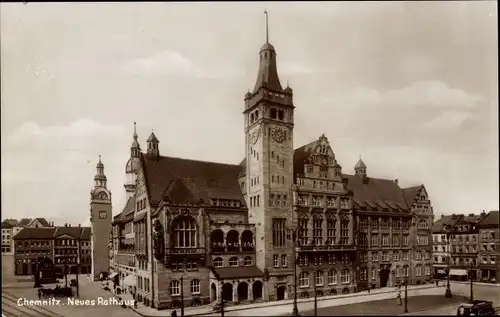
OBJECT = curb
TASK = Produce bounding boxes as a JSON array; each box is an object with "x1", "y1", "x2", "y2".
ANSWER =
[{"x1": 130, "y1": 284, "x2": 440, "y2": 317}]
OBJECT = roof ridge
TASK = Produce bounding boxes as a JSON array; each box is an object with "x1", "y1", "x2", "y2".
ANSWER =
[{"x1": 147, "y1": 154, "x2": 240, "y2": 168}]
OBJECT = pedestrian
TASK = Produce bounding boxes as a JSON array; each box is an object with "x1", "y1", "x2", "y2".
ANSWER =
[
  {"x1": 134, "y1": 300, "x2": 137, "y2": 309},
  {"x1": 368, "y1": 287, "x2": 371, "y2": 294},
  {"x1": 171, "y1": 310, "x2": 178, "y2": 317},
  {"x1": 37, "y1": 289, "x2": 41, "y2": 300}
]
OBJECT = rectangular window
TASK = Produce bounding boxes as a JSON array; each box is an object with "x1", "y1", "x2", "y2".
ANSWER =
[
  {"x1": 315, "y1": 271, "x2": 324, "y2": 286},
  {"x1": 340, "y1": 221, "x2": 349, "y2": 245},
  {"x1": 272, "y1": 218, "x2": 287, "y2": 247},
  {"x1": 402, "y1": 235, "x2": 409, "y2": 246},
  {"x1": 415, "y1": 251, "x2": 422, "y2": 260},
  {"x1": 327, "y1": 220, "x2": 336, "y2": 245},
  {"x1": 416, "y1": 266, "x2": 422, "y2": 277},
  {"x1": 281, "y1": 254, "x2": 288, "y2": 267},
  {"x1": 298, "y1": 195, "x2": 308, "y2": 206},
  {"x1": 392, "y1": 251, "x2": 399, "y2": 261},
  {"x1": 313, "y1": 218, "x2": 323, "y2": 245},
  {"x1": 371, "y1": 268, "x2": 376, "y2": 280},
  {"x1": 371, "y1": 251, "x2": 378, "y2": 262},
  {"x1": 382, "y1": 251, "x2": 389, "y2": 262},
  {"x1": 360, "y1": 218, "x2": 368, "y2": 229},
  {"x1": 360, "y1": 234, "x2": 367, "y2": 246},
  {"x1": 327, "y1": 197, "x2": 336, "y2": 208},
  {"x1": 371, "y1": 219, "x2": 378, "y2": 229},
  {"x1": 312, "y1": 196, "x2": 323, "y2": 207},
  {"x1": 403, "y1": 251, "x2": 409, "y2": 261},
  {"x1": 341, "y1": 270, "x2": 350, "y2": 284},
  {"x1": 273, "y1": 254, "x2": 279, "y2": 268},
  {"x1": 392, "y1": 235, "x2": 400, "y2": 246},
  {"x1": 382, "y1": 234, "x2": 389, "y2": 246},
  {"x1": 328, "y1": 254, "x2": 336, "y2": 265},
  {"x1": 298, "y1": 218, "x2": 309, "y2": 246},
  {"x1": 328, "y1": 270, "x2": 337, "y2": 285},
  {"x1": 371, "y1": 234, "x2": 379, "y2": 247}
]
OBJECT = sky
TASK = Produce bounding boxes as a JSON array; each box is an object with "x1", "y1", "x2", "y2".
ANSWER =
[{"x1": 1, "y1": 1, "x2": 498, "y2": 226}]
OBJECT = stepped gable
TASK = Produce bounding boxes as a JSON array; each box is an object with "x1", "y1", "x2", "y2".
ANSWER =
[{"x1": 141, "y1": 153, "x2": 245, "y2": 207}]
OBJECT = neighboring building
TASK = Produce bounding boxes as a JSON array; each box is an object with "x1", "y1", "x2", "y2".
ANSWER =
[
  {"x1": 2, "y1": 218, "x2": 53, "y2": 255},
  {"x1": 107, "y1": 28, "x2": 435, "y2": 310},
  {"x1": 2, "y1": 221, "x2": 14, "y2": 254},
  {"x1": 431, "y1": 214, "x2": 461, "y2": 277},
  {"x1": 12, "y1": 225, "x2": 91, "y2": 276},
  {"x1": 477, "y1": 210, "x2": 499, "y2": 282},
  {"x1": 448, "y1": 213, "x2": 486, "y2": 280},
  {"x1": 89, "y1": 156, "x2": 113, "y2": 281}
]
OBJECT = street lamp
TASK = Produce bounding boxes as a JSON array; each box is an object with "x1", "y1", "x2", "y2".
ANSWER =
[
  {"x1": 403, "y1": 264, "x2": 408, "y2": 313},
  {"x1": 445, "y1": 229, "x2": 452, "y2": 298},
  {"x1": 469, "y1": 263, "x2": 474, "y2": 302},
  {"x1": 289, "y1": 228, "x2": 300, "y2": 317}
]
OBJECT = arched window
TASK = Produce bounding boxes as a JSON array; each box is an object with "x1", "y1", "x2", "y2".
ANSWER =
[
  {"x1": 328, "y1": 269, "x2": 337, "y2": 285},
  {"x1": 190, "y1": 279, "x2": 200, "y2": 294},
  {"x1": 172, "y1": 216, "x2": 197, "y2": 248},
  {"x1": 243, "y1": 256, "x2": 253, "y2": 266},
  {"x1": 170, "y1": 280, "x2": 181, "y2": 296},
  {"x1": 299, "y1": 272, "x2": 309, "y2": 287},
  {"x1": 213, "y1": 257, "x2": 223, "y2": 268},
  {"x1": 229, "y1": 257, "x2": 238, "y2": 267}
]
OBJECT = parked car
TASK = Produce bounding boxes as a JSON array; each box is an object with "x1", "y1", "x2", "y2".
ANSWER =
[{"x1": 457, "y1": 301, "x2": 496, "y2": 316}]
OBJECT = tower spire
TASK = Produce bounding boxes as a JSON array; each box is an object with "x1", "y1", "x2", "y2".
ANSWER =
[
  {"x1": 133, "y1": 122, "x2": 138, "y2": 140},
  {"x1": 265, "y1": 10, "x2": 269, "y2": 43}
]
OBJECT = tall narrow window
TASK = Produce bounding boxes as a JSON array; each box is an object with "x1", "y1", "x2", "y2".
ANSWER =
[
  {"x1": 313, "y1": 216, "x2": 323, "y2": 245},
  {"x1": 298, "y1": 216, "x2": 309, "y2": 245},
  {"x1": 272, "y1": 218, "x2": 286, "y2": 247},
  {"x1": 327, "y1": 218, "x2": 336, "y2": 245},
  {"x1": 172, "y1": 216, "x2": 197, "y2": 248}
]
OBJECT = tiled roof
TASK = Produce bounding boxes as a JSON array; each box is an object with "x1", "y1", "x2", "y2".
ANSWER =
[
  {"x1": 113, "y1": 195, "x2": 135, "y2": 225},
  {"x1": 343, "y1": 174, "x2": 408, "y2": 211},
  {"x1": 17, "y1": 218, "x2": 32, "y2": 227},
  {"x1": 28, "y1": 218, "x2": 50, "y2": 227},
  {"x1": 211, "y1": 266, "x2": 264, "y2": 280},
  {"x1": 54, "y1": 226, "x2": 89, "y2": 239},
  {"x1": 141, "y1": 154, "x2": 244, "y2": 206},
  {"x1": 13, "y1": 228, "x2": 56, "y2": 240},
  {"x1": 292, "y1": 141, "x2": 317, "y2": 178},
  {"x1": 477, "y1": 210, "x2": 498, "y2": 228},
  {"x1": 4, "y1": 219, "x2": 18, "y2": 226},
  {"x1": 80, "y1": 227, "x2": 91, "y2": 240},
  {"x1": 1, "y1": 221, "x2": 13, "y2": 229},
  {"x1": 402, "y1": 186, "x2": 422, "y2": 206},
  {"x1": 432, "y1": 215, "x2": 458, "y2": 233}
]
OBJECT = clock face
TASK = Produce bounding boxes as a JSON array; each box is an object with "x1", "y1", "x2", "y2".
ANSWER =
[
  {"x1": 251, "y1": 131, "x2": 259, "y2": 144},
  {"x1": 271, "y1": 126, "x2": 286, "y2": 143},
  {"x1": 99, "y1": 211, "x2": 107, "y2": 219}
]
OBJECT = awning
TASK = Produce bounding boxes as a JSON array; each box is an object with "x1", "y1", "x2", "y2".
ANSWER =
[
  {"x1": 109, "y1": 272, "x2": 118, "y2": 279},
  {"x1": 211, "y1": 266, "x2": 264, "y2": 280},
  {"x1": 123, "y1": 274, "x2": 137, "y2": 287},
  {"x1": 449, "y1": 269, "x2": 468, "y2": 276},
  {"x1": 437, "y1": 269, "x2": 446, "y2": 274}
]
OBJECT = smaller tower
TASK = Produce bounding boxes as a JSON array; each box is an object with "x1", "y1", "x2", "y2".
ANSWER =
[
  {"x1": 125, "y1": 123, "x2": 141, "y2": 199},
  {"x1": 354, "y1": 156, "x2": 367, "y2": 177},
  {"x1": 146, "y1": 131, "x2": 160, "y2": 157},
  {"x1": 90, "y1": 155, "x2": 112, "y2": 281}
]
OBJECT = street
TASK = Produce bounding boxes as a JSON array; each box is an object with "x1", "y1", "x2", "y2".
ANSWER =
[{"x1": 2, "y1": 274, "x2": 140, "y2": 317}]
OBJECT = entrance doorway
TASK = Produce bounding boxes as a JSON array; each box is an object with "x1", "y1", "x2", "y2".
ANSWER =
[
  {"x1": 253, "y1": 281, "x2": 263, "y2": 300},
  {"x1": 222, "y1": 283, "x2": 233, "y2": 302},
  {"x1": 380, "y1": 268, "x2": 390, "y2": 287},
  {"x1": 237, "y1": 282, "x2": 248, "y2": 302},
  {"x1": 210, "y1": 283, "x2": 217, "y2": 302},
  {"x1": 277, "y1": 286, "x2": 286, "y2": 301}
]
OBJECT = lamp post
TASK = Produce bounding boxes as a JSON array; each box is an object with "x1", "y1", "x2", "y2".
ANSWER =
[
  {"x1": 469, "y1": 263, "x2": 474, "y2": 302},
  {"x1": 313, "y1": 276, "x2": 317, "y2": 317},
  {"x1": 76, "y1": 235, "x2": 80, "y2": 297},
  {"x1": 403, "y1": 264, "x2": 408, "y2": 313},
  {"x1": 180, "y1": 276, "x2": 185, "y2": 317},
  {"x1": 220, "y1": 282, "x2": 225, "y2": 317},
  {"x1": 445, "y1": 230, "x2": 452, "y2": 298},
  {"x1": 289, "y1": 228, "x2": 300, "y2": 317}
]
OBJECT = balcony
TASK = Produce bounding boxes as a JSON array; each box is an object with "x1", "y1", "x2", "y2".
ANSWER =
[
  {"x1": 210, "y1": 242, "x2": 255, "y2": 254},
  {"x1": 298, "y1": 244, "x2": 356, "y2": 252},
  {"x1": 165, "y1": 247, "x2": 206, "y2": 262}
]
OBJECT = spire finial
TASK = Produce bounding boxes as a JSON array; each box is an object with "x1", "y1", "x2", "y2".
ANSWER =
[
  {"x1": 99, "y1": 154, "x2": 101, "y2": 162},
  {"x1": 133, "y1": 122, "x2": 138, "y2": 139},
  {"x1": 264, "y1": 10, "x2": 269, "y2": 43}
]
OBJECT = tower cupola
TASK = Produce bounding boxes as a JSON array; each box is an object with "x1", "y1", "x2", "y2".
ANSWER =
[
  {"x1": 146, "y1": 131, "x2": 160, "y2": 157},
  {"x1": 94, "y1": 155, "x2": 107, "y2": 188},
  {"x1": 354, "y1": 156, "x2": 367, "y2": 177}
]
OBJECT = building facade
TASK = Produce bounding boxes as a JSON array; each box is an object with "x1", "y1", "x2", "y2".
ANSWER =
[
  {"x1": 107, "y1": 28, "x2": 435, "y2": 310},
  {"x1": 2, "y1": 218, "x2": 53, "y2": 255},
  {"x1": 431, "y1": 214, "x2": 462, "y2": 278},
  {"x1": 477, "y1": 210, "x2": 499, "y2": 282},
  {"x1": 13, "y1": 225, "x2": 91, "y2": 276}
]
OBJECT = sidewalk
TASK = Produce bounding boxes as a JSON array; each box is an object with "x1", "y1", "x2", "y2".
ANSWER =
[{"x1": 125, "y1": 283, "x2": 440, "y2": 317}]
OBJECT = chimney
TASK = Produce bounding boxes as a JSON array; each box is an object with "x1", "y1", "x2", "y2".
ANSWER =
[
  {"x1": 78, "y1": 224, "x2": 81, "y2": 227},
  {"x1": 394, "y1": 179, "x2": 398, "y2": 185},
  {"x1": 64, "y1": 223, "x2": 67, "y2": 227},
  {"x1": 481, "y1": 210, "x2": 486, "y2": 216},
  {"x1": 68, "y1": 224, "x2": 71, "y2": 227}
]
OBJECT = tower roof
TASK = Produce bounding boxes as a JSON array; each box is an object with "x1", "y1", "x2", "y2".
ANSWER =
[
  {"x1": 252, "y1": 11, "x2": 283, "y2": 93},
  {"x1": 131, "y1": 122, "x2": 140, "y2": 149},
  {"x1": 147, "y1": 132, "x2": 159, "y2": 143},
  {"x1": 96, "y1": 155, "x2": 104, "y2": 168},
  {"x1": 355, "y1": 158, "x2": 366, "y2": 169}
]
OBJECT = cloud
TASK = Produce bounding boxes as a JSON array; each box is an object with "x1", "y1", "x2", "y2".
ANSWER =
[
  {"x1": 122, "y1": 49, "x2": 244, "y2": 79},
  {"x1": 322, "y1": 80, "x2": 483, "y2": 110},
  {"x1": 2, "y1": 119, "x2": 129, "y2": 225},
  {"x1": 422, "y1": 111, "x2": 471, "y2": 130}
]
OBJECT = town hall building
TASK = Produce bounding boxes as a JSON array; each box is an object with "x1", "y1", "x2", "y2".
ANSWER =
[{"x1": 104, "y1": 20, "x2": 435, "y2": 310}]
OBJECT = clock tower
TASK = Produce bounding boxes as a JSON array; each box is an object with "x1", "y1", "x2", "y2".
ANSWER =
[
  {"x1": 90, "y1": 155, "x2": 112, "y2": 281},
  {"x1": 244, "y1": 12, "x2": 295, "y2": 299}
]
